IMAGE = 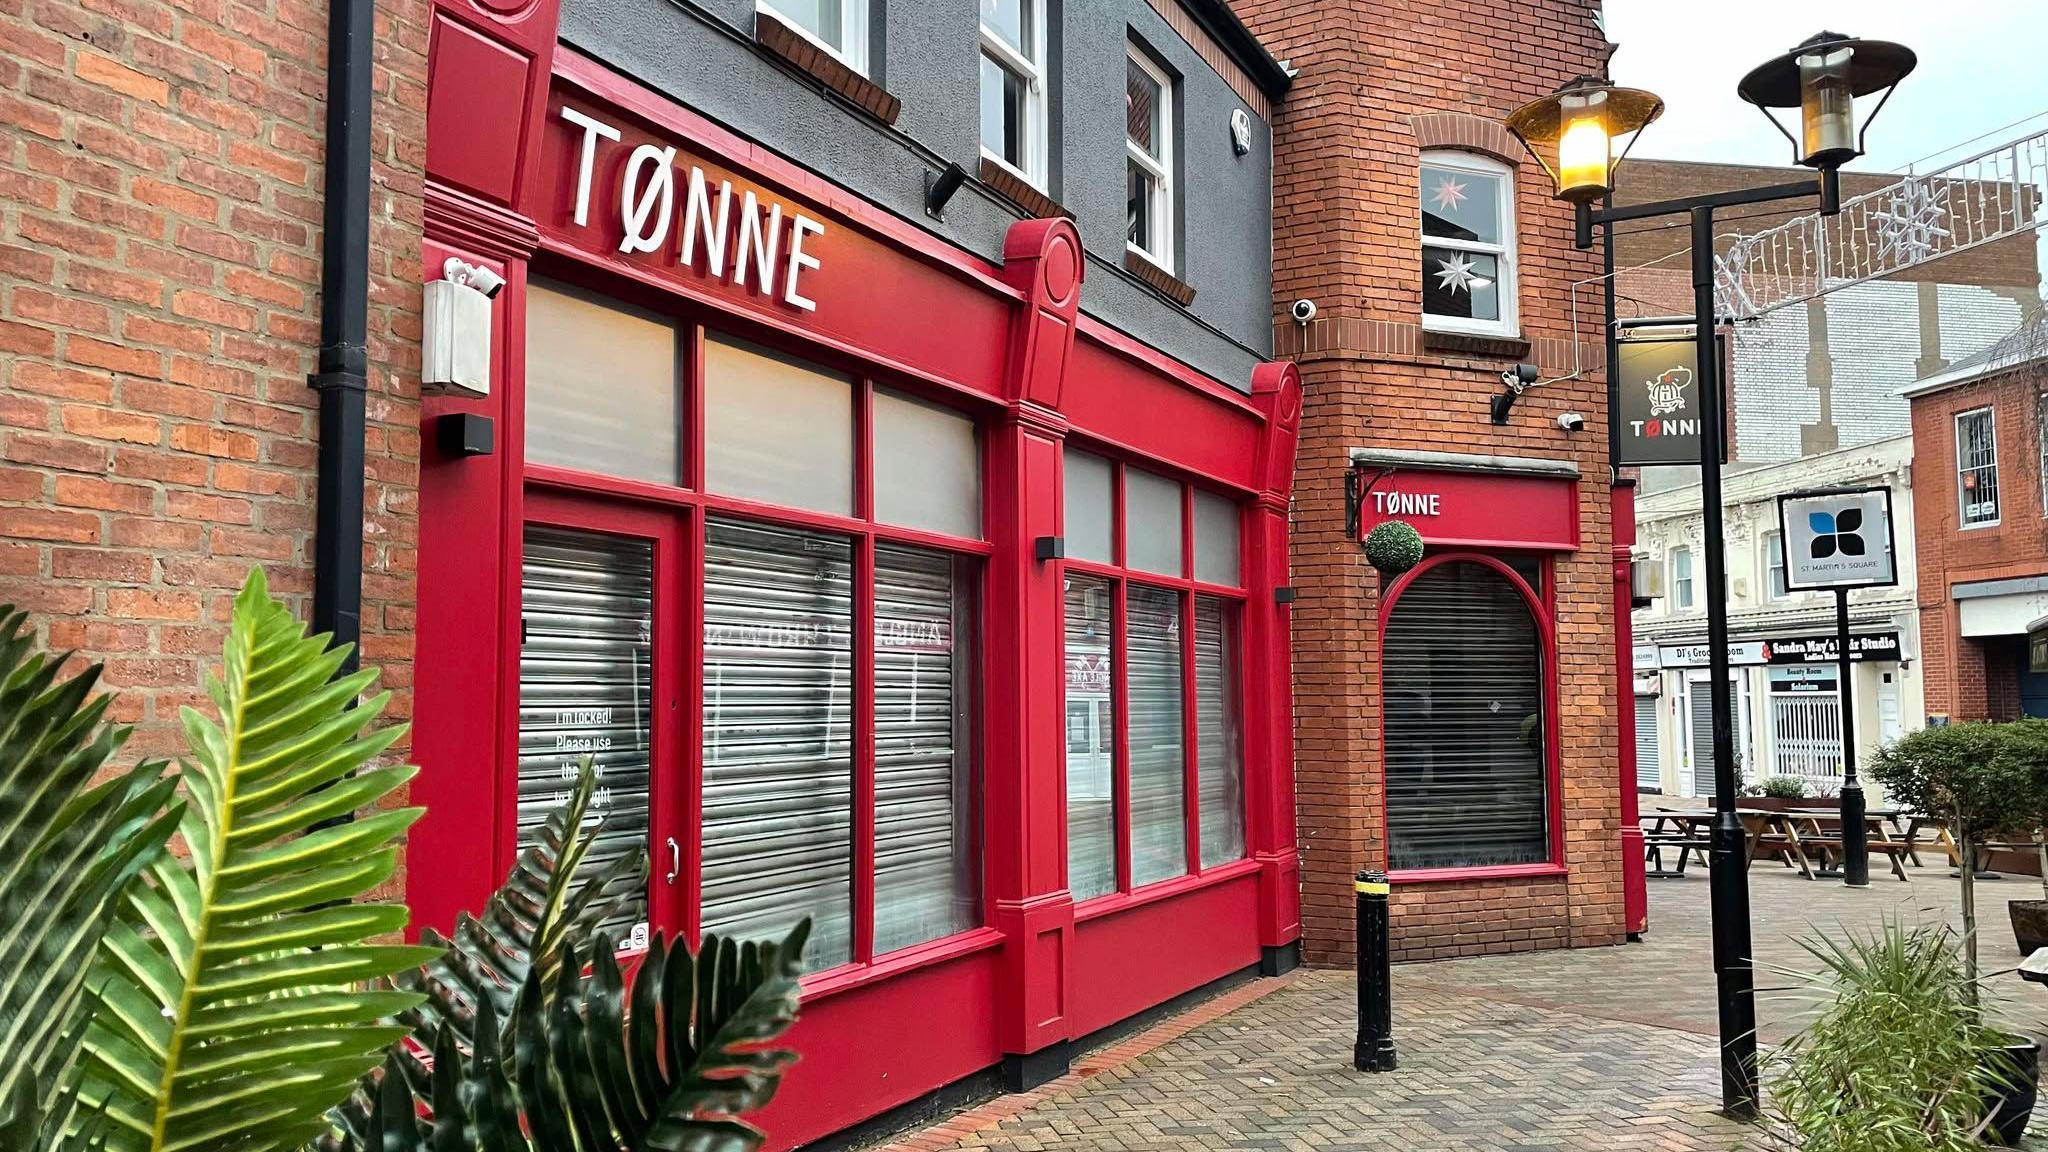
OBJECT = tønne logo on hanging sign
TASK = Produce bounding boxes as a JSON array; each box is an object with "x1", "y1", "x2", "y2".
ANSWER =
[{"x1": 558, "y1": 106, "x2": 827, "y2": 312}]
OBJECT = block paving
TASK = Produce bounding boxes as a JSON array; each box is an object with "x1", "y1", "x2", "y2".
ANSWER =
[{"x1": 863, "y1": 865, "x2": 2048, "y2": 1150}]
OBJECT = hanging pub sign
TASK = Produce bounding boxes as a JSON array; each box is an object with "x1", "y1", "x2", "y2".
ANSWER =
[
  {"x1": 1776, "y1": 485, "x2": 1898, "y2": 590},
  {"x1": 1612, "y1": 326, "x2": 1728, "y2": 467}
]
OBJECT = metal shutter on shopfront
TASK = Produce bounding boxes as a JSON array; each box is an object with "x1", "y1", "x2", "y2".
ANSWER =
[
  {"x1": 1126, "y1": 585, "x2": 1187, "y2": 886},
  {"x1": 1687, "y1": 686, "x2": 1714, "y2": 797},
  {"x1": 1382, "y1": 561, "x2": 1546, "y2": 871},
  {"x1": 1635, "y1": 695, "x2": 1661, "y2": 792},
  {"x1": 872, "y1": 544, "x2": 975, "y2": 955},
  {"x1": 1194, "y1": 596, "x2": 1245, "y2": 867},
  {"x1": 518, "y1": 525, "x2": 653, "y2": 941},
  {"x1": 701, "y1": 519, "x2": 854, "y2": 969}
]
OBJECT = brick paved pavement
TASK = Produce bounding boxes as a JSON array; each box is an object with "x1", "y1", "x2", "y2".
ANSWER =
[{"x1": 862, "y1": 863, "x2": 2048, "y2": 1151}]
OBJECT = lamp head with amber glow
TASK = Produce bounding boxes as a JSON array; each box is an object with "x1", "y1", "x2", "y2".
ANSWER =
[
  {"x1": 1737, "y1": 32, "x2": 1916, "y2": 170},
  {"x1": 1505, "y1": 76, "x2": 1664, "y2": 204}
]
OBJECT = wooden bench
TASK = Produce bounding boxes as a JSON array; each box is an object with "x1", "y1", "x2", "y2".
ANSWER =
[
  {"x1": 1644, "y1": 831, "x2": 1711, "y2": 877},
  {"x1": 1781, "y1": 835, "x2": 1915, "y2": 881}
]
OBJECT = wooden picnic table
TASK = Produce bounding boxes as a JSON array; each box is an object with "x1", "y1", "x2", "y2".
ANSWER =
[
  {"x1": 1642, "y1": 806, "x2": 1842, "y2": 880},
  {"x1": 1779, "y1": 806, "x2": 1915, "y2": 881}
]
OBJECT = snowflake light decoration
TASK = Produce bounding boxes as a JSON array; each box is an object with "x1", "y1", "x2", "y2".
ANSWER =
[
  {"x1": 1434, "y1": 253, "x2": 1481, "y2": 294},
  {"x1": 1428, "y1": 176, "x2": 1468, "y2": 213},
  {"x1": 1871, "y1": 178, "x2": 1952, "y2": 267}
]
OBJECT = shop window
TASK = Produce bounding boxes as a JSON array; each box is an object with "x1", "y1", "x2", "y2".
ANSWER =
[
  {"x1": 1193, "y1": 595, "x2": 1244, "y2": 867},
  {"x1": 1125, "y1": 44, "x2": 1175, "y2": 269},
  {"x1": 705, "y1": 335, "x2": 855, "y2": 516},
  {"x1": 2036, "y1": 393, "x2": 2047, "y2": 516},
  {"x1": 1763, "y1": 530, "x2": 1788, "y2": 600},
  {"x1": 1420, "y1": 151, "x2": 1517, "y2": 338},
  {"x1": 1063, "y1": 573, "x2": 1117, "y2": 900},
  {"x1": 1060, "y1": 447, "x2": 1248, "y2": 900},
  {"x1": 1382, "y1": 559, "x2": 1548, "y2": 871},
  {"x1": 701, "y1": 519, "x2": 855, "y2": 969},
  {"x1": 518, "y1": 525, "x2": 655, "y2": 942},
  {"x1": 525, "y1": 280, "x2": 682, "y2": 485},
  {"x1": 980, "y1": 0, "x2": 1046, "y2": 189},
  {"x1": 1957, "y1": 407, "x2": 2000, "y2": 527},
  {"x1": 1670, "y1": 546, "x2": 1694, "y2": 610},
  {"x1": 873, "y1": 387, "x2": 980, "y2": 539},
  {"x1": 758, "y1": 0, "x2": 867, "y2": 75},
  {"x1": 872, "y1": 543, "x2": 979, "y2": 954}
]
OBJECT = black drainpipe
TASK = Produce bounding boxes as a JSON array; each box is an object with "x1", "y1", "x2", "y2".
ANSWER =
[{"x1": 310, "y1": 0, "x2": 374, "y2": 673}]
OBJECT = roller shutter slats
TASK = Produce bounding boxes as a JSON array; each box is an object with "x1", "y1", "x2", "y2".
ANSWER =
[
  {"x1": 1126, "y1": 585, "x2": 1187, "y2": 887},
  {"x1": 1064, "y1": 575, "x2": 1117, "y2": 901},
  {"x1": 1383, "y1": 561, "x2": 1547, "y2": 870},
  {"x1": 1195, "y1": 596, "x2": 1245, "y2": 867},
  {"x1": 1635, "y1": 696, "x2": 1661, "y2": 791}
]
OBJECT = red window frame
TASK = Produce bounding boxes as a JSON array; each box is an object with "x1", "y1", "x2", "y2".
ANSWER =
[
  {"x1": 1058, "y1": 447, "x2": 1253, "y2": 912},
  {"x1": 1375, "y1": 550, "x2": 1567, "y2": 883},
  {"x1": 512, "y1": 266, "x2": 1001, "y2": 991}
]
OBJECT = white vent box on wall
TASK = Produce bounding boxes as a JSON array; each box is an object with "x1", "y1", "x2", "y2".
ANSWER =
[{"x1": 422, "y1": 276, "x2": 493, "y2": 398}]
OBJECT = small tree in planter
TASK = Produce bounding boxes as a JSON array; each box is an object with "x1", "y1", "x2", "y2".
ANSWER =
[
  {"x1": 1995, "y1": 718, "x2": 2048, "y2": 954},
  {"x1": 1869, "y1": 722, "x2": 2034, "y2": 991}
]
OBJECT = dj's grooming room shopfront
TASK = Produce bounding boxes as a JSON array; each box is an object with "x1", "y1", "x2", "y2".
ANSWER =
[{"x1": 412, "y1": 0, "x2": 1298, "y2": 1144}]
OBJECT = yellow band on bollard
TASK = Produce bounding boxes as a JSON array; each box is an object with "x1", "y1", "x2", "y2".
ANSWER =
[{"x1": 1355, "y1": 880, "x2": 1390, "y2": 895}]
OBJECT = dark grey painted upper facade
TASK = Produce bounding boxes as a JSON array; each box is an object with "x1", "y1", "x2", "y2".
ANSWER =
[{"x1": 556, "y1": 0, "x2": 1283, "y2": 389}]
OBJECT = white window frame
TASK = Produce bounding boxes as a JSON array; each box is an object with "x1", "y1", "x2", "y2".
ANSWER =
[
  {"x1": 758, "y1": 0, "x2": 868, "y2": 76},
  {"x1": 1125, "y1": 43, "x2": 1175, "y2": 271},
  {"x1": 1956, "y1": 406, "x2": 2000, "y2": 529},
  {"x1": 1762, "y1": 529, "x2": 1788, "y2": 601},
  {"x1": 1671, "y1": 546, "x2": 1694, "y2": 610},
  {"x1": 979, "y1": 0, "x2": 1047, "y2": 190},
  {"x1": 1419, "y1": 150, "x2": 1519, "y2": 340}
]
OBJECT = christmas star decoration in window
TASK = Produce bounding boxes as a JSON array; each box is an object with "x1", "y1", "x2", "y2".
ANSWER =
[
  {"x1": 1428, "y1": 175, "x2": 1468, "y2": 213},
  {"x1": 1434, "y1": 253, "x2": 1482, "y2": 295}
]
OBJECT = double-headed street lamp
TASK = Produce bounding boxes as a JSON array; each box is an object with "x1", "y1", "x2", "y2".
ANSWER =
[{"x1": 1505, "y1": 32, "x2": 1916, "y2": 1119}]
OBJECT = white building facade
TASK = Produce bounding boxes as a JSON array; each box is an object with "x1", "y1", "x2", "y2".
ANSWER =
[{"x1": 1632, "y1": 435, "x2": 1923, "y2": 800}]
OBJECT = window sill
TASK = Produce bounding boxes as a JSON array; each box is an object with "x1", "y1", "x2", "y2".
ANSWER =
[
  {"x1": 1073, "y1": 856, "x2": 1260, "y2": 924},
  {"x1": 754, "y1": 11, "x2": 901, "y2": 126},
  {"x1": 1122, "y1": 249, "x2": 1196, "y2": 307},
  {"x1": 798, "y1": 925, "x2": 1005, "y2": 1005},
  {"x1": 1388, "y1": 862, "x2": 1569, "y2": 884},
  {"x1": 980, "y1": 156, "x2": 1072, "y2": 222},
  {"x1": 1421, "y1": 326, "x2": 1530, "y2": 359}
]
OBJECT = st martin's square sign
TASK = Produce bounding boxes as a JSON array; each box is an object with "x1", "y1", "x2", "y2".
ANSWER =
[
  {"x1": 1776, "y1": 485, "x2": 1897, "y2": 590},
  {"x1": 1612, "y1": 327, "x2": 1729, "y2": 467}
]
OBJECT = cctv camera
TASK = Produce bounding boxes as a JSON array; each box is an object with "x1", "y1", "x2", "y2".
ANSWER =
[
  {"x1": 1557, "y1": 412, "x2": 1586, "y2": 433},
  {"x1": 442, "y1": 257, "x2": 506, "y2": 299},
  {"x1": 1290, "y1": 299, "x2": 1317, "y2": 325}
]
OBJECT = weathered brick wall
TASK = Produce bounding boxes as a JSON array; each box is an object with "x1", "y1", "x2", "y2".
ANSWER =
[
  {"x1": 1911, "y1": 362, "x2": 2048, "y2": 722},
  {"x1": 0, "y1": 0, "x2": 427, "y2": 816},
  {"x1": 1242, "y1": 0, "x2": 1623, "y2": 964}
]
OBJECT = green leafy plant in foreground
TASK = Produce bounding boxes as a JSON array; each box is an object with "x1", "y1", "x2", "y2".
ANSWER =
[{"x1": 1767, "y1": 920, "x2": 2004, "y2": 1152}]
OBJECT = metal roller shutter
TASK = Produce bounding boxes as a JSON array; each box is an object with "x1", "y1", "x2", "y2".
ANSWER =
[
  {"x1": 1635, "y1": 695, "x2": 1661, "y2": 792},
  {"x1": 1126, "y1": 584, "x2": 1187, "y2": 886},
  {"x1": 1064, "y1": 574, "x2": 1116, "y2": 901},
  {"x1": 518, "y1": 525, "x2": 653, "y2": 942},
  {"x1": 702, "y1": 518, "x2": 854, "y2": 967},
  {"x1": 1382, "y1": 560, "x2": 1547, "y2": 870},
  {"x1": 1687, "y1": 686, "x2": 1714, "y2": 797},
  {"x1": 872, "y1": 543, "x2": 977, "y2": 954},
  {"x1": 1194, "y1": 595, "x2": 1245, "y2": 867}
]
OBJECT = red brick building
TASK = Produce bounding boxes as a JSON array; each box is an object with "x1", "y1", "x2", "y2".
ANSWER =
[
  {"x1": 1905, "y1": 318, "x2": 2048, "y2": 723},
  {"x1": 0, "y1": 0, "x2": 427, "y2": 806},
  {"x1": 1242, "y1": 0, "x2": 1628, "y2": 962}
]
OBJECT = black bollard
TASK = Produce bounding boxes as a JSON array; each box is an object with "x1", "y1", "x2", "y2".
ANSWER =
[{"x1": 1354, "y1": 868, "x2": 1397, "y2": 1072}]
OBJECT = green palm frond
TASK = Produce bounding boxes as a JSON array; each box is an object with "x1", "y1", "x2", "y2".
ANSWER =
[
  {"x1": 76, "y1": 569, "x2": 438, "y2": 1152},
  {"x1": 318, "y1": 759, "x2": 647, "y2": 1151},
  {"x1": 0, "y1": 605, "x2": 179, "y2": 1114}
]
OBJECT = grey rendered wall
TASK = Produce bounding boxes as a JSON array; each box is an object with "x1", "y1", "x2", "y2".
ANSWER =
[{"x1": 555, "y1": 0, "x2": 1275, "y2": 389}]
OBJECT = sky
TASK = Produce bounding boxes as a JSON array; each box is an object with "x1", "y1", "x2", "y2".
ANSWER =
[{"x1": 1603, "y1": 1, "x2": 2048, "y2": 175}]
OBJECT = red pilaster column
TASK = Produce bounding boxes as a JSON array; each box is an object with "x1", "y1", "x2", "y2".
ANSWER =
[
  {"x1": 985, "y1": 220, "x2": 1084, "y2": 1086},
  {"x1": 1613, "y1": 478, "x2": 1648, "y2": 936},
  {"x1": 1248, "y1": 362, "x2": 1303, "y2": 967}
]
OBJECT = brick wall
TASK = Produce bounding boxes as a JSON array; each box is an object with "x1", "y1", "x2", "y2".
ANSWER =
[
  {"x1": 0, "y1": 0, "x2": 428, "y2": 863},
  {"x1": 1911, "y1": 361, "x2": 2048, "y2": 722},
  {"x1": 1241, "y1": 0, "x2": 1623, "y2": 964}
]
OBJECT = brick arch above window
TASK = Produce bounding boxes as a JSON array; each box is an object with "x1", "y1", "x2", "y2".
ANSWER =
[{"x1": 1409, "y1": 112, "x2": 1520, "y2": 167}]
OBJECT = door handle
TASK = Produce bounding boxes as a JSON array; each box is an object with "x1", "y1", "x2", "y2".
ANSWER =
[{"x1": 665, "y1": 837, "x2": 680, "y2": 885}]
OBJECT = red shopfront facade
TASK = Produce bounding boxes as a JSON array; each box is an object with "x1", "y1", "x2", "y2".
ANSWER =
[{"x1": 412, "y1": 6, "x2": 1302, "y2": 1147}]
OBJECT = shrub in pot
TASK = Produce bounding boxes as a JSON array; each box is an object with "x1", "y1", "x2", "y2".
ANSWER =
[{"x1": 1761, "y1": 776, "x2": 1809, "y2": 800}]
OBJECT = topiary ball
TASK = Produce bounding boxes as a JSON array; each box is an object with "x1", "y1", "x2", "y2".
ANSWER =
[{"x1": 1364, "y1": 519, "x2": 1425, "y2": 574}]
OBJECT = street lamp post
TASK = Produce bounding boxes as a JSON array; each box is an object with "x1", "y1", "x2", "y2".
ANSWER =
[{"x1": 1506, "y1": 32, "x2": 1915, "y2": 1120}]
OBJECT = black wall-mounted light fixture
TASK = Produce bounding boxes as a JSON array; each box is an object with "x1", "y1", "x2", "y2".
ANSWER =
[
  {"x1": 925, "y1": 162, "x2": 969, "y2": 221},
  {"x1": 436, "y1": 412, "x2": 494, "y2": 458},
  {"x1": 1275, "y1": 586, "x2": 1298, "y2": 604},
  {"x1": 1034, "y1": 536, "x2": 1066, "y2": 562},
  {"x1": 1489, "y1": 363, "x2": 1540, "y2": 425}
]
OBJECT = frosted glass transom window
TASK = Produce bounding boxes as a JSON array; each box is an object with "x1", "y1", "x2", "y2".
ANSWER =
[
  {"x1": 524, "y1": 280, "x2": 681, "y2": 485},
  {"x1": 1192, "y1": 489, "x2": 1240, "y2": 586},
  {"x1": 1124, "y1": 467, "x2": 1183, "y2": 576},
  {"x1": 1064, "y1": 449, "x2": 1115, "y2": 563},
  {"x1": 873, "y1": 388, "x2": 980, "y2": 538},
  {"x1": 704, "y1": 336, "x2": 854, "y2": 516}
]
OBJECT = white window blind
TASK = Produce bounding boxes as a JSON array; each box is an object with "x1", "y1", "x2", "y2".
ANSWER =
[
  {"x1": 872, "y1": 543, "x2": 978, "y2": 954},
  {"x1": 1382, "y1": 561, "x2": 1547, "y2": 870},
  {"x1": 1126, "y1": 584, "x2": 1186, "y2": 886},
  {"x1": 1194, "y1": 595, "x2": 1244, "y2": 867},
  {"x1": 701, "y1": 518, "x2": 853, "y2": 968},
  {"x1": 518, "y1": 525, "x2": 653, "y2": 941},
  {"x1": 1063, "y1": 573, "x2": 1116, "y2": 900}
]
